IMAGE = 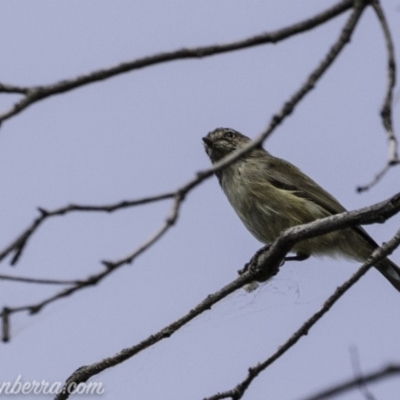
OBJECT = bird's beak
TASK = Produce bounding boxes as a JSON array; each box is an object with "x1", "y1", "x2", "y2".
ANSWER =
[{"x1": 202, "y1": 137, "x2": 213, "y2": 147}]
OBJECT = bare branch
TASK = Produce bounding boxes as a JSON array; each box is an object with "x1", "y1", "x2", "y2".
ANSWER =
[
  {"x1": 0, "y1": 194, "x2": 183, "y2": 320},
  {"x1": 373, "y1": 1, "x2": 398, "y2": 160},
  {"x1": 0, "y1": 0, "x2": 353, "y2": 126},
  {"x1": 0, "y1": 274, "x2": 80, "y2": 285},
  {"x1": 357, "y1": 0, "x2": 399, "y2": 192},
  {"x1": 1, "y1": 273, "x2": 109, "y2": 320},
  {"x1": 101, "y1": 193, "x2": 182, "y2": 268},
  {"x1": 0, "y1": 192, "x2": 175, "y2": 265},
  {"x1": 0, "y1": 83, "x2": 29, "y2": 94},
  {"x1": 357, "y1": 162, "x2": 395, "y2": 193}
]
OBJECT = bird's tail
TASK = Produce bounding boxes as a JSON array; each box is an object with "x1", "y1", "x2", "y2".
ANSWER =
[{"x1": 376, "y1": 258, "x2": 400, "y2": 293}]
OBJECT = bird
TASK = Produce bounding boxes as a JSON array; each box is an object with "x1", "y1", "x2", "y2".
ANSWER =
[{"x1": 202, "y1": 127, "x2": 400, "y2": 292}]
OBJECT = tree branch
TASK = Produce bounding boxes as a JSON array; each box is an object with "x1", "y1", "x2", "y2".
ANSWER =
[
  {"x1": 0, "y1": 274, "x2": 80, "y2": 285},
  {"x1": 0, "y1": 192, "x2": 175, "y2": 265},
  {"x1": 0, "y1": 193, "x2": 184, "y2": 341},
  {"x1": 0, "y1": 0, "x2": 353, "y2": 126},
  {"x1": 357, "y1": 0, "x2": 399, "y2": 192}
]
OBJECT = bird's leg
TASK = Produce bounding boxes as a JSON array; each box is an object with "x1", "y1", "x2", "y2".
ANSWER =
[
  {"x1": 284, "y1": 252, "x2": 310, "y2": 262},
  {"x1": 239, "y1": 248, "x2": 309, "y2": 276},
  {"x1": 238, "y1": 248, "x2": 310, "y2": 291},
  {"x1": 238, "y1": 244, "x2": 271, "y2": 276}
]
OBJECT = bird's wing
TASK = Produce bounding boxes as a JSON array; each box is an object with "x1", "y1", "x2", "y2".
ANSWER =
[
  {"x1": 265, "y1": 156, "x2": 346, "y2": 214},
  {"x1": 264, "y1": 155, "x2": 378, "y2": 248}
]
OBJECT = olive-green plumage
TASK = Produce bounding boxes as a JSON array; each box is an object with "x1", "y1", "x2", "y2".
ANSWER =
[{"x1": 203, "y1": 127, "x2": 400, "y2": 292}]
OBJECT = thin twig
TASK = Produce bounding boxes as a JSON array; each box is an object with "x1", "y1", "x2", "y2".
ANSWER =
[
  {"x1": 357, "y1": 162, "x2": 394, "y2": 193},
  {"x1": 0, "y1": 274, "x2": 80, "y2": 285},
  {"x1": 357, "y1": 0, "x2": 399, "y2": 192},
  {"x1": 373, "y1": 1, "x2": 398, "y2": 161},
  {"x1": 101, "y1": 193, "x2": 182, "y2": 268},
  {"x1": 0, "y1": 192, "x2": 175, "y2": 265},
  {"x1": 0, "y1": 194, "x2": 184, "y2": 320},
  {"x1": 0, "y1": 0, "x2": 354, "y2": 125},
  {"x1": 0, "y1": 83, "x2": 29, "y2": 94}
]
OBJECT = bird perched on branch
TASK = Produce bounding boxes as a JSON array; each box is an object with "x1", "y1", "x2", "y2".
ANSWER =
[{"x1": 203, "y1": 127, "x2": 400, "y2": 292}]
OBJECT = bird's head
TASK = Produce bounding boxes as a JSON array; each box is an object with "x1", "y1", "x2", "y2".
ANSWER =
[{"x1": 202, "y1": 128, "x2": 252, "y2": 163}]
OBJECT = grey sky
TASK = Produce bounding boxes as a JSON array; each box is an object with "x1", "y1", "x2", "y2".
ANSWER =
[{"x1": 0, "y1": 1, "x2": 400, "y2": 399}]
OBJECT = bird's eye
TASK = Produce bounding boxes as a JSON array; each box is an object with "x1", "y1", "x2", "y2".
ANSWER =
[{"x1": 224, "y1": 131, "x2": 235, "y2": 139}]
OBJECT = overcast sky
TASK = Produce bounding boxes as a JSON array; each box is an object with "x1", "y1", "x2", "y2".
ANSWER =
[{"x1": 1, "y1": 1, "x2": 400, "y2": 399}]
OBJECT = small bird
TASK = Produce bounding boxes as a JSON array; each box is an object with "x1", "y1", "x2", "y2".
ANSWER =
[{"x1": 203, "y1": 127, "x2": 400, "y2": 292}]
